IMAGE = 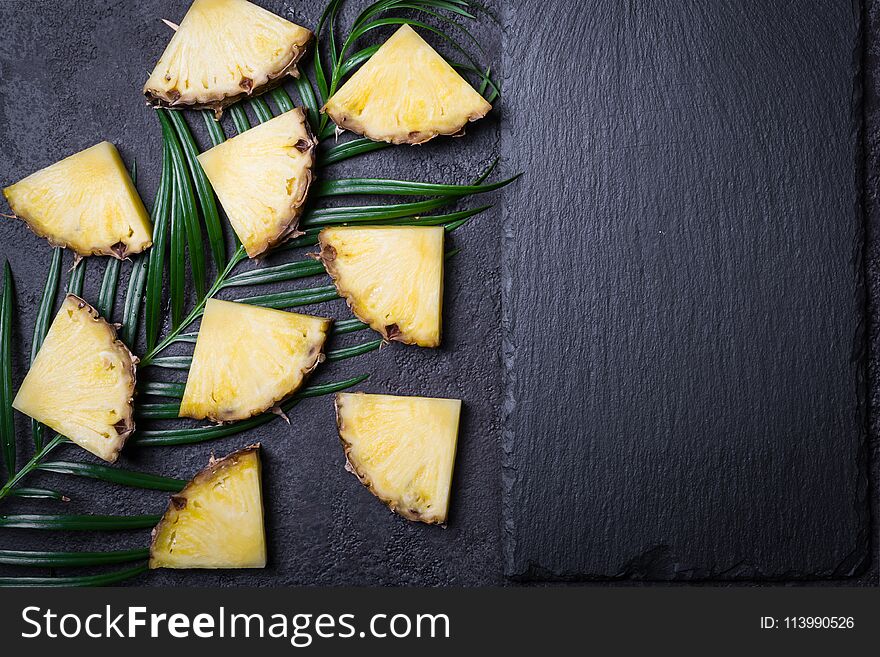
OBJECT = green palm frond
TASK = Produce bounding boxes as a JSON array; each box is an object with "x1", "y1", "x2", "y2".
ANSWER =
[{"x1": 0, "y1": 0, "x2": 512, "y2": 588}]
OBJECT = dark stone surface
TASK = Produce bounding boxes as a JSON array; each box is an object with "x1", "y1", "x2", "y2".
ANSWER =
[
  {"x1": 0, "y1": 0, "x2": 877, "y2": 586},
  {"x1": 501, "y1": 0, "x2": 872, "y2": 580},
  {"x1": 0, "y1": 0, "x2": 505, "y2": 586}
]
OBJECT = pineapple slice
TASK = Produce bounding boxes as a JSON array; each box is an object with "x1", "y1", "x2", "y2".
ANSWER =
[
  {"x1": 323, "y1": 24, "x2": 492, "y2": 144},
  {"x1": 150, "y1": 445, "x2": 266, "y2": 569},
  {"x1": 336, "y1": 393, "x2": 461, "y2": 525},
  {"x1": 144, "y1": 0, "x2": 312, "y2": 114},
  {"x1": 3, "y1": 142, "x2": 152, "y2": 258},
  {"x1": 197, "y1": 108, "x2": 316, "y2": 257},
  {"x1": 12, "y1": 295, "x2": 136, "y2": 463},
  {"x1": 180, "y1": 298, "x2": 330, "y2": 422},
  {"x1": 318, "y1": 226, "x2": 444, "y2": 347}
]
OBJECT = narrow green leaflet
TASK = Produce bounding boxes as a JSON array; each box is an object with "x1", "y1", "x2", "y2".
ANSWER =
[
  {"x1": 221, "y1": 259, "x2": 325, "y2": 288},
  {"x1": 229, "y1": 104, "x2": 251, "y2": 134},
  {"x1": 149, "y1": 356, "x2": 192, "y2": 370},
  {"x1": 133, "y1": 374, "x2": 368, "y2": 444},
  {"x1": 0, "y1": 548, "x2": 149, "y2": 567},
  {"x1": 9, "y1": 488, "x2": 68, "y2": 501},
  {"x1": 1, "y1": 262, "x2": 15, "y2": 478},
  {"x1": 249, "y1": 96, "x2": 274, "y2": 123},
  {"x1": 66, "y1": 258, "x2": 86, "y2": 296},
  {"x1": 333, "y1": 318, "x2": 369, "y2": 335},
  {"x1": 202, "y1": 111, "x2": 227, "y2": 146},
  {"x1": 159, "y1": 110, "x2": 206, "y2": 299},
  {"x1": 318, "y1": 138, "x2": 389, "y2": 167},
  {"x1": 168, "y1": 111, "x2": 226, "y2": 268},
  {"x1": 0, "y1": 514, "x2": 161, "y2": 531},
  {"x1": 144, "y1": 140, "x2": 173, "y2": 350},
  {"x1": 121, "y1": 257, "x2": 148, "y2": 346},
  {"x1": 294, "y1": 77, "x2": 320, "y2": 131},
  {"x1": 326, "y1": 339, "x2": 382, "y2": 362},
  {"x1": 30, "y1": 248, "x2": 62, "y2": 448},
  {"x1": 37, "y1": 461, "x2": 186, "y2": 492},
  {"x1": 169, "y1": 163, "x2": 186, "y2": 328},
  {"x1": 140, "y1": 381, "x2": 185, "y2": 398},
  {"x1": 313, "y1": 174, "x2": 518, "y2": 198},
  {"x1": 271, "y1": 87, "x2": 295, "y2": 114},
  {"x1": 0, "y1": 564, "x2": 148, "y2": 588},
  {"x1": 236, "y1": 284, "x2": 339, "y2": 310},
  {"x1": 96, "y1": 258, "x2": 120, "y2": 318},
  {"x1": 303, "y1": 196, "x2": 460, "y2": 227}
]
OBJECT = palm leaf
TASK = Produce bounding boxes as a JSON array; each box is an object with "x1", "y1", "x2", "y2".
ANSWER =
[
  {"x1": 1, "y1": 261, "x2": 15, "y2": 478},
  {"x1": 202, "y1": 111, "x2": 227, "y2": 146},
  {"x1": 249, "y1": 96, "x2": 274, "y2": 123},
  {"x1": 66, "y1": 257, "x2": 86, "y2": 296},
  {"x1": 168, "y1": 111, "x2": 226, "y2": 268},
  {"x1": 37, "y1": 461, "x2": 186, "y2": 492},
  {"x1": 0, "y1": 564, "x2": 148, "y2": 588},
  {"x1": 144, "y1": 140, "x2": 173, "y2": 349},
  {"x1": 229, "y1": 104, "x2": 251, "y2": 134},
  {"x1": 159, "y1": 110, "x2": 206, "y2": 300},
  {"x1": 9, "y1": 487, "x2": 68, "y2": 501},
  {"x1": 0, "y1": 513, "x2": 161, "y2": 531},
  {"x1": 313, "y1": 173, "x2": 519, "y2": 197},
  {"x1": 0, "y1": 548, "x2": 149, "y2": 567},
  {"x1": 29, "y1": 248, "x2": 63, "y2": 448},
  {"x1": 133, "y1": 374, "x2": 368, "y2": 443},
  {"x1": 96, "y1": 258, "x2": 120, "y2": 318}
]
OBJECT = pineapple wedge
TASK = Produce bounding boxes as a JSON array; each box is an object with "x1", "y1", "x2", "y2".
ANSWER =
[
  {"x1": 3, "y1": 142, "x2": 152, "y2": 258},
  {"x1": 180, "y1": 298, "x2": 330, "y2": 422},
  {"x1": 150, "y1": 445, "x2": 266, "y2": 569},
  {"x1": 12, "y1": 295, "x2": 137, "y2": 463},
  {"x1": 144, "y1": 0, "x2": 312, "y2": 114},
  {"x1": 318, "y1": 226, "x2": 444, "y2": 347},
  {"x1": 323, "y1": 24, "x2": 491, "y2": 145},
  {"x1": 336, "y1": 393, "x2": 461, "y2": 525},
  {"x1": 197, "y1": 108, "x2": 316, "y2": 257}
]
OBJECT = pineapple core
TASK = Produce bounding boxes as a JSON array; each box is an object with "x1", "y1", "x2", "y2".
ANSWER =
[
  {"x1": 13, "y1": 295, "x2": 137, "y2": 463},
  {"x1": 336, "y1": 393, "x2": 462, "y2": 525},
  {"x1": 197, "y1": 108, "x2": 316, "y2": 257},
  {"x1": 144, "y1": 0, "x2": 312, "y2": 112},
  {"x1": 318, "y1": 226, "x2": 444, "y2": 347},
  {"x1": 150, "y1": 445, "x2": 266, "y2": 569},
  {"x1": 180, "y1": 298, "x2": 330, "y2": 422},
  {"x1": 323, "y1": 24, "x2": 492, "y2": 144},
  {"x1": 3, "y1": 142, "x2": 152, "y2": 258}
]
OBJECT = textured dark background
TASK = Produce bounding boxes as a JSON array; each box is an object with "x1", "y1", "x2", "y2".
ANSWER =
[{"x1": 0, "y1": 0, "x2": 877, "y2": 586}]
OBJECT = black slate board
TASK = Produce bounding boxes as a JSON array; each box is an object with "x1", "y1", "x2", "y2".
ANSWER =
[{"x1": 501, "y1": 0, "x2": 870, "y2": 580}]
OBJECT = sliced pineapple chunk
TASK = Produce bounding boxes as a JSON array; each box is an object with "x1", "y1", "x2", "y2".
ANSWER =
[
  {"x1": 323, "y1": 24, "x2": 491, "y2": 145},
  {"x1": 144, "y1": 0, "x2": 312, "y2": 113},
  {"x1": 180, "y1": 298, "x2": 330, "y2": 422},
  {"x1": 197, "y1": 108, "x2": 316, "y2": 257},
  {"x1": 3, "y1": 142, "x2": 152, "y2": 258},
  {"x1": 318, "y1": 226, "x2": 444, "y2": 347},
  {"x1": 336, "y1": 393, "x2": 461, "y2": 525},
  {"x1": 150, "y1": 445, "x2": 266, "y2": 569},
  {"x1": 12, "y1": 295, "x2": 136, "y2": 463}
]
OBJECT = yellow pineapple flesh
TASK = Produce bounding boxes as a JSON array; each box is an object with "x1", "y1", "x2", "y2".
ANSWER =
[
  {"x1": 12, "y1": 295, "x2": 137, "y2": 463},
  {"x1": 3, "y1": 142, "x2": 152, "y2": 258},
  {"x1": 197, "y1": 108, "x2": 316, "y2": 257},
  {"x1": 318, "y1": 226, "x2": 444, "y2": 347},
  {"x1": 150, "y1": 445, "x2": 266, "y2": 569},
  {"x1": 180, "y1": 298, "x2": 330, "y2": 422},
  {"x1": 336, "y1": 393, "x2": 461, "y2": 525},
  {"x1": 144, "y1": 0, "x2": 312, "y2": 113},
  {"x1": 323, "y1": 24, "x2": 492, "y2": 144}
]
